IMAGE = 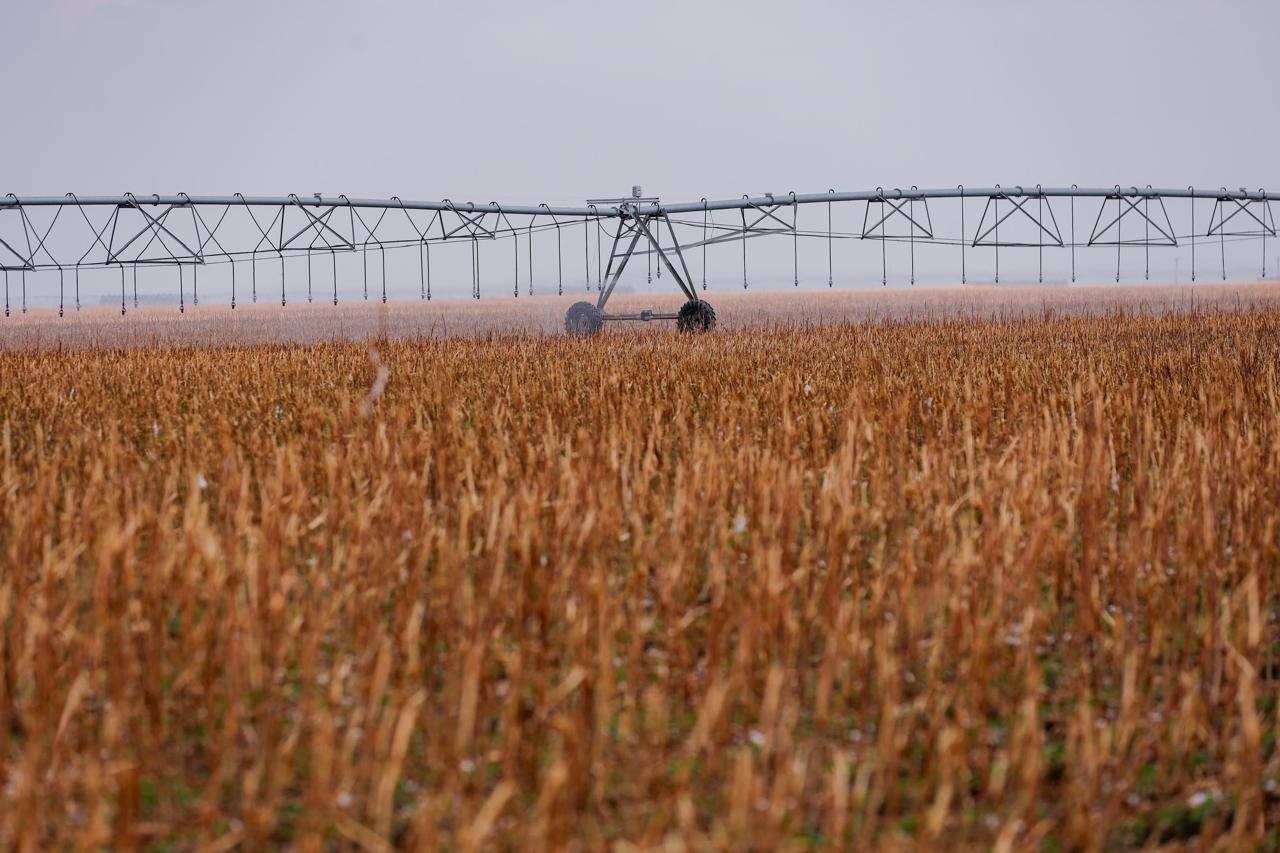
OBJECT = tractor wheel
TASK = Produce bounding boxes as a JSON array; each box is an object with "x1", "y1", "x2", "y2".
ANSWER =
[
  {"x1": 676, "y1": 299, "x2": 717, "y2": 334},
  {"x1": 564, "y1": 301, "x2": 604, "y2": 336}
]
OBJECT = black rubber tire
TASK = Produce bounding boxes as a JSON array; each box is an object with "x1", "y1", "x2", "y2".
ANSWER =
[
  {"x1": 676, "y1": 299, "x2": 717, "y2": 334},
  {"x1": 564, "y1": 300, "x2": 604, "y2": 336}
]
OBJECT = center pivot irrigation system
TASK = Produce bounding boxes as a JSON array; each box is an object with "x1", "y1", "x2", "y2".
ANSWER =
[{"x1": 1, "y1": 184, "x2": 1276, "y2": 333}]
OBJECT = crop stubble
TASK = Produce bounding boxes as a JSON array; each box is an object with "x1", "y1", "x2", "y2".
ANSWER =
[{"x1": 1, "y1": 305, "x2": 1279, "y2": 848}]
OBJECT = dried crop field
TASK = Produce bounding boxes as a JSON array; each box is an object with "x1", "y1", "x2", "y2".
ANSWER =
[
  {"x1": 1, "y1": 304, "x2": 1279, "y2": 849},
  {"x1": 4, "y1": 281, "x2": 1280, "y2": 351}
]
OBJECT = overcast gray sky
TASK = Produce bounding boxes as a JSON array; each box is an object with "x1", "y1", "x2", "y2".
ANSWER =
[{"x1": 4, "y1": 0, "x2": 1280, "y2": 300}]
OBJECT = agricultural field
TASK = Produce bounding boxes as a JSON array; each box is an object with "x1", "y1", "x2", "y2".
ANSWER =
[
  {"x1": 4, "y1": 282, "x2": 1280, "y2": 350},
  {"x1": 1, "y1": 291, "x2": 1279, "y2": 848}
]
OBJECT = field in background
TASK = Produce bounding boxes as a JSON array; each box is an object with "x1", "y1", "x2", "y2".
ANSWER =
[
  {"x1": 2, "y1": 302, "x2": 1279, "y2": 847},
  {"x1": 3, "y1": 281, "x2": 1280, "y2": 349}
]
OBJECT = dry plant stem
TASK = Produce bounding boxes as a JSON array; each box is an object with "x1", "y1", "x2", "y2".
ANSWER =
[{"x1": 0, "y1": 307, "x2": 1278, "y2": 848}]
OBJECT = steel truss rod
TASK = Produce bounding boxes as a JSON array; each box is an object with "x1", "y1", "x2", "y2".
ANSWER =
[
  {"x1": 652, "y1": 186, "x2": 1280, "y2": 216},
  {"x1": 861, "y1": 192, "x2": 934, "y2": 239},
  {"x1": 971, "y1": 189, "x2": 1063, "y2": 248},
  {"x1": 5, "y1": 187, "x2": 1279, "y2": 295},
  {"x1": 596, "y1": 210, "x2": 697, "y2": 310},
  {"x1": 1207, "y1": 194, "x2": 1276, "y2": 238},
  {"x1": 1087, "y1": 189, "x2": 1178, "y2": 247},
  {"x1": 5, "y1": 187, "x2": 1279, "y2": 222}
]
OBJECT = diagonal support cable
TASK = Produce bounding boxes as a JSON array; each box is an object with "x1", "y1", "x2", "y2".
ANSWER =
[
  {"x1": 121, "y1": 195, "x2": 203, "y2": 261},
  {"x1": 861, "y1": 195, "x2": 934, "y2": 240},
  {"x1": 1207, "y1": 195, "x2": 1276, "y2": 237},
  {"x1": 1087, "y1": 193, "x2": 1177, "y2": 246},
  {"x1": 633, "y1": 213, "x2": 696, "y2": 302},
  {"x1": 971, "y1": 192, "x2": 1063, "y2": 247},
  {"x1": 286, "y1": 195, "x2": 356, "y2": 250}
]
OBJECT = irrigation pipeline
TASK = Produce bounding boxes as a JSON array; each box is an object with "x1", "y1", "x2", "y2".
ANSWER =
[
  {"x1": 5, "y1": 186, "x2": 1278, "y2": 218},
  {"x1": 0, "y1": 186, "x2": 1276, "y2": 320}
]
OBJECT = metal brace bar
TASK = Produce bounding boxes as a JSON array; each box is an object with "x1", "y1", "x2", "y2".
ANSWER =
[
  {"x1": 1207, "y1": 196, "x2": 1277, "y2": 237},
  {"x1": 634, "y1": 214, "x2": 696, "y2": 302},
  {"x1": 597, "y1": 215, "x2": 646, "y2": 310},
  {"x1": 1088, "y1": 193, "x2": 1177, "y2": 246},
  {"x1": 862, "y1": 196, "x2": 934, "y2": 240},
  {"x1": 121, "y1": 196, "x2": 203, "y2": 261},
  {"x1": 972, "y1": 193, "x2": 1063, "y2": 247},
  {"x1": 283, "y1": 200, "x2": 356, "y2": 250}
]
